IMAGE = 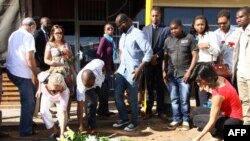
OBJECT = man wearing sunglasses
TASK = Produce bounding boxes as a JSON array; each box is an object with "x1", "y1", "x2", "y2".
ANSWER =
[
  {"x1": 113, "y1": 13, "x2": 153, "y2": 131},
  {"x1": 35, "y1": 72, "x2": 69, "y2": 138},
  {"x1": 76, "y1": 59, "x2": 105, "y2": 134}
]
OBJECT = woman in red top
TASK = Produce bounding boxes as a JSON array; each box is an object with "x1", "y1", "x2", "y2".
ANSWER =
[{"x1": 190, "y1": 63, "x2": 243, "y2": 141}]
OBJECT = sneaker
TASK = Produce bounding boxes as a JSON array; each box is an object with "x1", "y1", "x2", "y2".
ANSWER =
[
  {"x1": 166, "y1": 121, "x2": 181, "y2": 129},
  {"x1": 113, "y1": 120, "x2": 130, "y2": 128},
  {"x1": 181, "y1": 121, "x2": 190, "y2": 131},
  {"x1": 124, "y1": 123, "x2": 138, "y2": 131}
]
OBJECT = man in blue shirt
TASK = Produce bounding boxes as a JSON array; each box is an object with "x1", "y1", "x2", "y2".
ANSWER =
[{"x1": 113, "y1": 13, "x2": 153, "y2": 131}]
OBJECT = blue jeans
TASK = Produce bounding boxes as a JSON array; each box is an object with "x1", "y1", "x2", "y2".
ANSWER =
[
  {"x1": 114, "y1": 71, "x2": 139, "y2": 126},
  {"x1": 7, "y1": 69, "x2": 35, "y2": 135},
  {"x1": 168, "y1": 76, "x2": 191, "y2": 122}
]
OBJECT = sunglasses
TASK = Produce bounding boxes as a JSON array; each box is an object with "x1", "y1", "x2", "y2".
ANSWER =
[
  {"x1": 117, "y1": 21, "x2": 126, "y2": 29},
  {"x1": 106, "y1": 27, "x2": 114, "y2": 31},
  {"x1": 49, "y1": 89, "x2": 62, "y2": 95}
]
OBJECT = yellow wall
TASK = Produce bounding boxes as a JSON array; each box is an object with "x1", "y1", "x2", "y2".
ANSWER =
[{"x1": 154, "y1": 0, "x2": 250, "y2": 7}]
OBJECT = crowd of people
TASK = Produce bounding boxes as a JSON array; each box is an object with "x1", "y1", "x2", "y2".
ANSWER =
[{"x1": 2, "y1": 5, "x2": 250, "y2": 141}]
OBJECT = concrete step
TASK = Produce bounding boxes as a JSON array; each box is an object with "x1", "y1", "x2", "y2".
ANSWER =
[
  {"x1": 0, "y1": 96, "x2": 20, "y2": 101},
  {"x1": 1, "y1": 72, "x2": 20, "y2": 106},
  {"x1": 2, "y1": 91, "x2": 19, "y2": 95},
  {"x1": 2, "y1": 82, "x2": 16, "y2": 86},
  {"x1": 0, "y1": 101, "x2": 20, "y2": 105},
  {"x1": 2, "y1": 87, "x2": 18, "y2": 91}
]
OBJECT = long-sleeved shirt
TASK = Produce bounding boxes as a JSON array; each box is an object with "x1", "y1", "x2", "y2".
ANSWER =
[
  {"x1": 197, "y1": 31, "x2": 220, "y2": 62},
  {"x1": 116, "y1": 26, "x2": 153, "y2": 76},
  {"x1": 214, "y1": 25, "x2": 236, "y2": 71}
]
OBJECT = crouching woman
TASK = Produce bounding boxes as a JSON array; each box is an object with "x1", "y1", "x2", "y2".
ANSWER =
[
  {"x1": 190, "y1": 63, "x2": 243, "y2": 141},
  {"x1": 36, "y1": 72, "x2": 69, "y2": 138}
]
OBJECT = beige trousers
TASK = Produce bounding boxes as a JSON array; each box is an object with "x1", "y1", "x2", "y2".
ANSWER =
[{"x1": 237, "y1": 76, "x2": 250, "y2": 124}]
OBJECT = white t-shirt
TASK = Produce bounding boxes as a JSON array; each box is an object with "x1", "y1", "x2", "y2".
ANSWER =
[
  {"x1": 76, "y1": 59, "x2": 105, "y2": 101},
  {"x1": 6, "y1": 28, "x2": 36, "y2": 79}
]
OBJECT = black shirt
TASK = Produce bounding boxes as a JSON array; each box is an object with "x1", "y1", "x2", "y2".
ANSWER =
[{"x1": 163, "y1": 32, "x2": 198, "y2": 77}]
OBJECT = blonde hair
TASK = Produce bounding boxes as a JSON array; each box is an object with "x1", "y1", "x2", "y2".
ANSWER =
[{"x1": 48, "y1": 73, "x2": 66, "y2": 87}]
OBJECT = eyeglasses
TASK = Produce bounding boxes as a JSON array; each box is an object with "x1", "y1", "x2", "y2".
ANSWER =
[
  {"x1": 117, "y1": 21, "x2": 126, "y2": 29},
  {"x1": 106, "y1": 27, "x2": 114, "y2": 31},
  {"x1": 218, "y1": 21, "x2": 228, "y2": 25},
  {"x1": 54, "y1": 32, "x2": 63, "y2": 35}
]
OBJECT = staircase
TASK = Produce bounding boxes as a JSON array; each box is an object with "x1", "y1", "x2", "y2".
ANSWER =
[{"x1": 0, "y1": 72, "x2": 20, "y2": 108}]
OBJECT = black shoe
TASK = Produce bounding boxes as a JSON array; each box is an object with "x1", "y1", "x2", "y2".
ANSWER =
[
  {"x1": 98, "y1": 111, "x2": 115, "y2": 117},
  {"x1": 157, "y1": 114, "x2": 167, "y2": 120},
  {"x1": 20, "y1": 130, "x2": 38, "y2": 137},
  {"x1": 143, "y1": 113, "x2": 153, "y2": 120},
  {"x1": 106, "y1": 111, "x2": 115, "y2": 116}
]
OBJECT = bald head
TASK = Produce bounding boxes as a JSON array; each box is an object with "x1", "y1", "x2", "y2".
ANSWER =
[
  {"x1": 115, "y1": 13, "x2": 132, "y2": 33},
  {"x1": 82, "y1": 69, "x2": 96, "y2": 88},
  {"x1": 115, "y1": 13, "x2": 128, "y2": 24},
  {"x1": 40, "y1": 17, "x2": 51, "y2": 31}
]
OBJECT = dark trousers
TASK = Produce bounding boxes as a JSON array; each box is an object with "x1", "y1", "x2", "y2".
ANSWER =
[
  {"x1": 85, "y1": 88, "x2": 98, "y2": 130},
  {"x1": 144, "y1": 64, "x2": 164, "y2": 115},
  {"x1": 97, "y1": 73, "x2": 110, "y2": 114},
  {"x1": 194, "y1": 83, "x2": 210, "y2": 107},
  {"x1": 192, "y1": 107, "x2": 243, "y2": 139},
  {"x1": 7, "y1": 70, "x2": 35, "y2": 136}
]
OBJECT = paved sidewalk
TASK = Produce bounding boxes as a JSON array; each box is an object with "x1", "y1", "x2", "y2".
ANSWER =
[{"x1": 0, "y1": 100, "x2": 212, "y2": 141}]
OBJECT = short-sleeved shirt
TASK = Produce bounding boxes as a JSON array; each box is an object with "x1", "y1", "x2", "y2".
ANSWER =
[
  {"x1": 6, "y1": 28, "x2": 36, "y2": 79},
  {"x1": 76, "y1": 59, "x2": 105, "y2": 101},
  {"x1": 164, "y1": 32, "x2": 197, "y2": 77}
]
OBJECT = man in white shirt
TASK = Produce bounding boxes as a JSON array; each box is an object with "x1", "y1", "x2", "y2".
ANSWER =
[
  {"x1": 76, "y1": 59, "x2": 105, "y2": 134},
  {"x1": 6, "y1": 17, "x2": 37, "y2": 137},
  {"x1": 233, "y1": 6, "x2": 250, "y2": 125},
  {"x1": 214, "y1": 9, "x2": 236, "y2": 72}
]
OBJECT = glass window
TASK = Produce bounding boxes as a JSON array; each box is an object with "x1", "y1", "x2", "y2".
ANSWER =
[{"x1": 164, "y1": 8, "x2": 202, "y2": 26}]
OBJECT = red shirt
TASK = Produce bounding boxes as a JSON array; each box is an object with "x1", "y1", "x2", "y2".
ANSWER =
[{"x1": 212, "y1": 78, "x2": 242, "y2": 119}]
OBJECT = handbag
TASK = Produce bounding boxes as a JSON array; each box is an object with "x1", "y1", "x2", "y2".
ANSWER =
[{"x1": 211, "y1": 54, "x2": 232, "y2": 78}]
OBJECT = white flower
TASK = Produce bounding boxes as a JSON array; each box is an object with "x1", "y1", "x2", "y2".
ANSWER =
[
  {"x1": 86, "y1": 135, "x2": 97, "y2": 141},
  {"x1": 63, "y1": 126, "x2": 75, "y2": 140},
  {"x1": 109, "y1": 137, "x2": 121, "y2": 141}
]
